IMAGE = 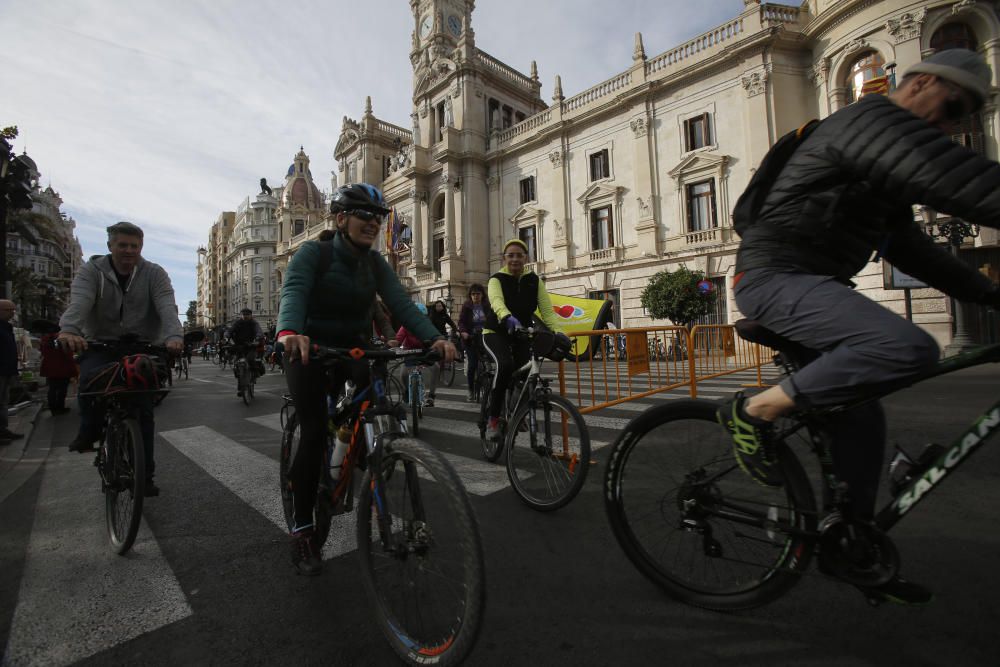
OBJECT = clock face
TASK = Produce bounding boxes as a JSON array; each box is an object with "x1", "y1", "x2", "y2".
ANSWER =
[
  {"x1": 447, "y1": 14, "x2": 461, "y2": 37},
  {"x1": 419, "y1": 14, "x2": 433, "y2": 38}
]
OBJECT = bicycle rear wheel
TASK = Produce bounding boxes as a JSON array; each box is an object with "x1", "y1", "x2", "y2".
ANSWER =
[
  {"x1": 477, "y1": 372, "x2": 501, "y2": 462},
  {"x1": 603, "y1": 399, "x2": 817, "y2": 611},
  {"x1": 240, "y1": 365, "x2": 253, "y2": 405},
  {"x1": 357, "y1": 438, "x2": 485, "y2": 666},
  {"x1": 105, "y1": 418, "x2": 146, "y2": 555},
  {"x1": 182, "y1": 358, "x2": 189, "y2": 379},
  {"x1": 506, "y1": 393, "x2": 590, "y2": 511},
  {"x1": 279, "y1": 412, "x2": 334, "y2": 547}
]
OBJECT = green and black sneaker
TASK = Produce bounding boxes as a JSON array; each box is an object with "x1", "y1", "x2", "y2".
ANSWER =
[{"x1": 716, "y1": 391, "x2": 783, "y2": 487}]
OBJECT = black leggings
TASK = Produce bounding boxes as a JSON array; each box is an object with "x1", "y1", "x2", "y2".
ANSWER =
[
  {"x1": 482, "y1": 332, "x2": 531, "y2": 420},
  {"x1": 284, "y1": 355, "x2": 369, "y2": 530}
]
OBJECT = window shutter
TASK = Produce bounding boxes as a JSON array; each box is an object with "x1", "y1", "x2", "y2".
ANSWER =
[
  {"x1": 702, "y1": 112, "x2": 712, "y2": 146},
  {"x1": 709, "y1": 179, "x2": 717, "y2": 227},
  {"x1": 685, "y1": 185, "x2": 693, "y2": 232}
]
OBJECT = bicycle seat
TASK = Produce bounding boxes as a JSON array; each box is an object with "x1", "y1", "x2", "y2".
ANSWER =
[{"x1": 735, "y1": 319, "x2": 818, "y2": 366}]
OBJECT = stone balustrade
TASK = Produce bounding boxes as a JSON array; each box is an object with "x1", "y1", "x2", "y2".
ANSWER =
[
  {"x1": 761, "y1": 3, "x2": 801, "y2": 27},
  {"x1": 376, "y1": 119, "x2": 412, "y2": 142},
  {"x1": 476, "y1": 49, "x2": 537, "y2": 92},
  {"x1": 646, "y1": 17, "x2": 744, "y2": 75},
  {"x1": 563, "y1": 70, "x2": 633, "y2": 113}
]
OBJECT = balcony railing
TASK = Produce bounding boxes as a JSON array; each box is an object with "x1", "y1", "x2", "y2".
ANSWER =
[{"x1": 588, "y1": 246, "x2": 623, "y2": 264}]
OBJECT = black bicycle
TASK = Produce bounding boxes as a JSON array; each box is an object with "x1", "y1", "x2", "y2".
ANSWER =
[
  {"x1": 476, "y1": 328, "x2": 591, "y2": 511},
  {"x1": 79, "y1": 340, "x2": 169, "y2": 555},
  {"x1": 604, "y1": 319, "x2": 1000, "y2": 610},
  {"x1": 279, "y1": 344, "x2": 485, "y2": 665},
  {"x1": 231, "y1": 344, "x2": 257, "y2": 405}
]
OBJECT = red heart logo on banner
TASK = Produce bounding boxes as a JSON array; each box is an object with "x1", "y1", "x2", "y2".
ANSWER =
[{"x1": 554, "y1": 305, "x2": 575, "y2": 318}]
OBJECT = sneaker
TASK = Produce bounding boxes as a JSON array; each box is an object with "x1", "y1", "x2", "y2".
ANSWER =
[
  {"x1": 68, "y1": 434, "x2": 98, "y2": 453},
  {"x1": 466, "y1": 391, "x2": 476, "y2": 403},
  {"x1": 716, "y1": 392, "x2": 782, "y2": 487},
  {"x1": 857, "y1": 576, "x2": 933, "y2": 606},
  {"x1": 144, "y1": 480, "x2": 160, "y2": 497},
  {"x1": 423, "y1": 397, "x2": 434, "y2": 408},
  {"x1": 0, "y1": 429, "x2": 24, "y2": 440},
  {"x1": 485, "y1": 417, "x2": 500, "y2": 441},
  {"x1": 290, "y1": 528, "x2": 322, "y2": 576}
]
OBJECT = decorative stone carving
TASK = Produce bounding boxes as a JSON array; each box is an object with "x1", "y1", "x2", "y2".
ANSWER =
[
  {"x1": 441, "y1": 172, "x2": 455, "y2": 188},
  {"x1": 444, "y1": 97, "x2": 454, "y2": 127},
  {"x1": 450, "y1": 82, "x2": 462, "y2": 98},
  {"x1": 419, "y1": 99, "x2": 429, "y2": 118},
  {"x1": 741, "y1": 68, "x2": 769, "y2": 97},
  {"x1": 636, "y1": 196, "x2": 652, "y2": 219},
  {"x1": 408, "y1": 188, "x2": 427, "y2": 203},
  {"x1": 811, "y1": 57, "x2": 830, "y2": 85},
  {"x1": 886, "y1": 8, "x2": 927, "y2": 43},
  {"x1": 473, "y1": 83, "x2": 484, "y2": 98},
  {"x1": 411, "y1": 113, "x2": 421, "y2": 145},
  {"x1": 952, "y1": 0, "x2": 977, "y2": 15},
  {"x1": 630, "y1": 117, "x2": 648, "y2": 138},
  {"x1": 487, "y1": 175, "x2": 499, "y2": 191},
  {"x1": 844, "y1": 37, "x2": 869, "y2": 55},
  {"x1": 548, "y1": 150, "x2": 565, "y2": 167}
]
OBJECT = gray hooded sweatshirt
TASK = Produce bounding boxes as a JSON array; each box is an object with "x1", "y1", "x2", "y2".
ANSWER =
[{"x1": 59, "y1": 254, "x2": 183, "y2": 344}]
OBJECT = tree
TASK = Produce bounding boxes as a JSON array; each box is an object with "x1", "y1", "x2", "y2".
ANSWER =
[
  {"x1": 639, "y1": 266, "x2": 717, "y2": 328},
  {"x1": 185, "y1": 300, "x2": 197, "y2": 327}
]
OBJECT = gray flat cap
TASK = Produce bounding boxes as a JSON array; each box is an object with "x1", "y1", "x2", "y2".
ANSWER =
[{"x1": 905, "y1": 48, "x2": 992, "y2": 106}]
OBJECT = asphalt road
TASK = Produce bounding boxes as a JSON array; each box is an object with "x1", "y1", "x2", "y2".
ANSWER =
[{"x1": 1, "y1": 357, "x2": 998, "y2": 666}]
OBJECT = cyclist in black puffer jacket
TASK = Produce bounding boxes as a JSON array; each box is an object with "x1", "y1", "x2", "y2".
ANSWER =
[{"x1": 718, "y1": 49, "x2": 1000, "y2": 605}]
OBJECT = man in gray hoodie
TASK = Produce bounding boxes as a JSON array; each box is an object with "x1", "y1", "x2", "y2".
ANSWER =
[{"x1": 59, "y1": 221, "x2": 183, "y2": 496}]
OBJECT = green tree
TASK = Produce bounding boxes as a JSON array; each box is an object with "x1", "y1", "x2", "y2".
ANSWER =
[
  {"x1": 185, "y1": 300, "x2": 197, "y2": 327},
  {"x1": 639, "y1": 266, "x2": 717, "y2": 328}
]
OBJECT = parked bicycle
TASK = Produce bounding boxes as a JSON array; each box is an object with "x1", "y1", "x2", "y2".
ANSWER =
[
  {"x1": 279, "y1": 344, "x2": 485, "y2": 666},
  {"x1": 604, "y1": 319, "x2": 1000, "y2": 610},
  {"x1": 78, "y1": 339, "x2": 170, "y2": 555},
  {"x1": 476, "y1": 328, "x2": 590, "y2": 511}
]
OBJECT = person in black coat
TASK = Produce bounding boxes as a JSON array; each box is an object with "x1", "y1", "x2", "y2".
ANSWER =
[{"x1": 0, "y1": 300, "x2": 23, "y2": 444}]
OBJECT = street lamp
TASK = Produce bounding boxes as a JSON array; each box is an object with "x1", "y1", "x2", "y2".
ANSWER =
[{"x1": 922, "y1": 206, "x2": 979, "y2": 354}]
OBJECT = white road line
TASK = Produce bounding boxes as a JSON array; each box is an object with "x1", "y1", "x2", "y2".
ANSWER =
[
  {"x1": 160, "y1": 425, "x2": 357, "y2": 560},
  {"x1": 3, "y1": 451, "x2": 191, "y2": 667}
]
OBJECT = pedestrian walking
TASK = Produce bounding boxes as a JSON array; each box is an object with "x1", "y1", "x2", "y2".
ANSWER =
[
  {"x1": 40, "y1": 331, "x2": 77, "y2": 414},
  {"x1": 0, "y1": 300, "x2": 25, "y2": 445}
]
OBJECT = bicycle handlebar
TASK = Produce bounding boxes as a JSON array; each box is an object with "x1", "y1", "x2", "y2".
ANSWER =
[{"x1": 310, "y1": 343, "x2": 443, "y2": 365}]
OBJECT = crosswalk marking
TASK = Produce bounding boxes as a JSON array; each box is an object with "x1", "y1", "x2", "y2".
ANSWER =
[
  {"x1": 4, "y1": 451, "x2": 192, "y2": 667},
  {"x1": 160, "y1": 426, "x2": 358, "y2": 560}
]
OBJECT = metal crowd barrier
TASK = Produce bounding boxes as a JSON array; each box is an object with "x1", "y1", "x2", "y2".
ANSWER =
[{"x1": 557, "y1": 325, "x2": 774, "y2": 415}]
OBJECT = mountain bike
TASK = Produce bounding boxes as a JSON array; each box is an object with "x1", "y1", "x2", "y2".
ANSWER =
[
  {"x1": 78, "y1": 339, "x2": 169, "y2": 555},
  {"x1": 476, "y1": 328, "x2": 591, "y2": 511},
  {"x1": 175, "y1": 355, "x2": 189, "y2": 380},
  {"x1": 279, "y1": 344, "x2": 485, "y2": 666},
  {"x1": 232, "y1": 346, "x2": 256, "y2": 405},
  {"x1": 604, "y1": 318, "x2": 1000, "y2": 610}
]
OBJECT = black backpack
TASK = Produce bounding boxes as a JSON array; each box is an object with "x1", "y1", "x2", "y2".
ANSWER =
[{"x1": 732, "y1": 119, "x2": 820, "y2": 236}]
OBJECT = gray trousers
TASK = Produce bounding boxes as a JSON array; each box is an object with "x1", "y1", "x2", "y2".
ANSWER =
[{"x1": 735, "y1": 269, "x2": 942, "y2": 516}]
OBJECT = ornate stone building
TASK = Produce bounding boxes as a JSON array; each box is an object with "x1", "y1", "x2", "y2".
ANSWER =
[
  {"x1": 5, "y1": 154, "x2": 83, "y2": 323},
  {"x1": 330, "y1": 0, "x2": 1000, "y2": 348}
]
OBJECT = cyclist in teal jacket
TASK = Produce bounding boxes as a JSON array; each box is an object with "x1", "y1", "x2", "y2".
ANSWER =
[{"x1": 277, "y1": 183, "x2": 455, "y2": 576}]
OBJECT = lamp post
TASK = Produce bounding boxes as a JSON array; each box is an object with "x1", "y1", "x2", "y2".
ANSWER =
[{"x1": 923, "y1": 207, "x2": 979, "y2": 355}]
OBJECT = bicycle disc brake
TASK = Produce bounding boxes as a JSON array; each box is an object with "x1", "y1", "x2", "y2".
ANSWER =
[{"x1": 817, "y1": 515, "x2": 899, "y2": 586}]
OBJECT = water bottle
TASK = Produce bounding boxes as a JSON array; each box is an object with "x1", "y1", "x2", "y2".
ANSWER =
[{"x1": 330, "y1": 424, "x2": 352, "y2": 483}]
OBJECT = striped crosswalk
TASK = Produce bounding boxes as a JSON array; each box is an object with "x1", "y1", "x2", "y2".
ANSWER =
[{"x1": 2, "y1": 367, "x2": 776, "y2": 665}]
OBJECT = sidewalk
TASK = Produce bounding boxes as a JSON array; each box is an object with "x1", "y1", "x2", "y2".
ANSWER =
[{"x1": 0, "y1": 399, "x2": 48, "y2": 504}]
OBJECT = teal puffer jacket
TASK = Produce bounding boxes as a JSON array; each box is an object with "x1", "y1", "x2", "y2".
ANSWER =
[{"x1": 277, "y1": 234, "x2": 440, "y2": 347}]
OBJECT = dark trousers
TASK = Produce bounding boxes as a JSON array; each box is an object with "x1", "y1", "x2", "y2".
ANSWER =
[
  {"x1": 78, "y1": 350, "x2": 156, "y2": 480},
  {"x1": 482, "y1": 332, "x2": 531, "y2": 420},
  {"x1": 0, "y1": 375, "x2": 10, "y2": 431},
  {"x1": 735, "y1": 269, "x2": 940, "y2": 517},
  {"x1": 465, "y1": 334, "x2": 482, "y2": 391},
  {"x1": 284, "y1": 355, "x2": 369, "y2": 530},
  {"x1": 47, "y1": 378, "x2": 70, "y2": 410}
]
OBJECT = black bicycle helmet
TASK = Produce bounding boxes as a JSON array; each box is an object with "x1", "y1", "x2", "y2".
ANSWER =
[{"x1": 329, "y1": 183, "x2": 391, "y2": 215}]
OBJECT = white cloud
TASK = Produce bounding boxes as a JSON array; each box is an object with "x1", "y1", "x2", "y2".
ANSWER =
[{"x1": 3, "y1": 0, "x2": 745, "y2": 310}]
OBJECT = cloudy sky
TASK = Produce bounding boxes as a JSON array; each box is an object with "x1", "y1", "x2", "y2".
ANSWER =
[{"x1": 3, "y1": 0, "x2": 747, "y2": 313}]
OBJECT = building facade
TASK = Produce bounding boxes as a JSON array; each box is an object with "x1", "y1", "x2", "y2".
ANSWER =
[
  {"x1": 5, "y1": 154, "x2": 83, "y2": 323},
  {"x1": 331, "y1": 0, "x2": 1000, "y2": 348}
]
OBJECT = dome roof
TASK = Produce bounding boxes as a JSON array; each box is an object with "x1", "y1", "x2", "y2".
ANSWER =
[{"x1": 283, "y1": 147, "x2": 323, "y2": 209}]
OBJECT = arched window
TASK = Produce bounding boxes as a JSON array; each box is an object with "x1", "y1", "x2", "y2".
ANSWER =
[
  {"x1": 846, "y1": 51, "x2": 885, "y2": 104},
  {"x1": 930, "y1": 22, "x2": 979, "y2": 52}
]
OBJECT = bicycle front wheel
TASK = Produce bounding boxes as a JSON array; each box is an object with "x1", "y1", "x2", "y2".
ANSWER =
[
  {"x1": 603, "y1": 399, "x2": 816, "y2": 611},
  {"x1": 477, "y1": 373, "x2": 501, "y2": 462},
  {"x1": 240, "y1": 365, "x2": 253, "y2": 405},
  {"x1": 357, "y1": 438, "x2": 485, "y2": 666},
  {"x1": 182, "y1": 359, "x2": 189, "y2": 379},
  {"x1": 506, "y1": 393, "x2": 590, "y2": 511},
  {"x1": 105, "y1": 418, "x2": 146, "y2": 554},
  {"x1": 441, "y1": 361, "x2": 456, "y2": 387}
]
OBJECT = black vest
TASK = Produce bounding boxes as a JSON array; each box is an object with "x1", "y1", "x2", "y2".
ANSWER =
[{"x1": 484, "y1": 271, "x2": 539, "y2": 333}]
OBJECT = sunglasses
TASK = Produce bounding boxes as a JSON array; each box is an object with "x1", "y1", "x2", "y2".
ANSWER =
[{"x1": 347, "y1": 209, "x2": 385, "y2": 223}]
